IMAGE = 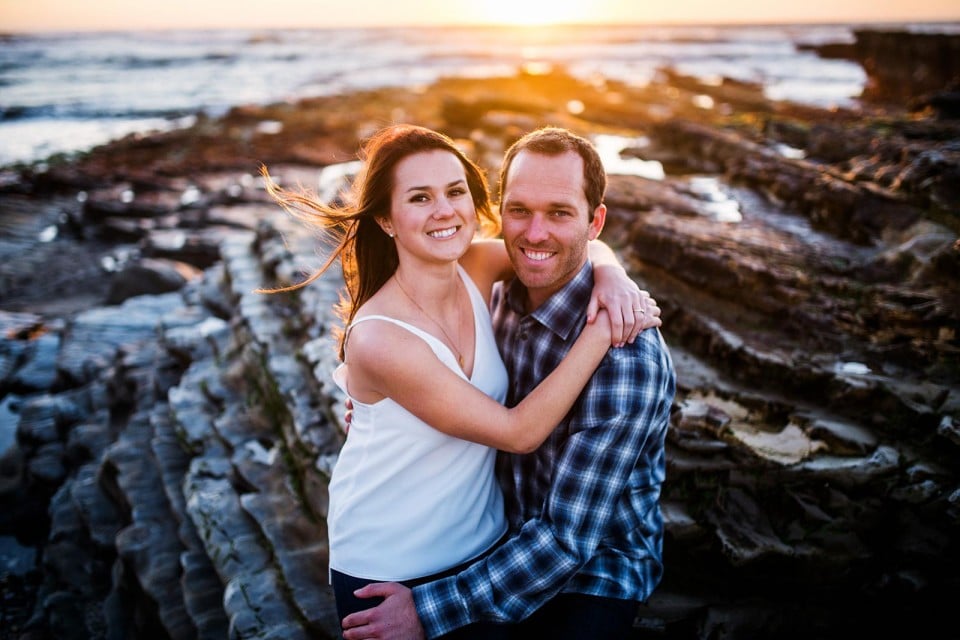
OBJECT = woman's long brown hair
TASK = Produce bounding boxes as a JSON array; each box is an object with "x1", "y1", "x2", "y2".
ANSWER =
[{"x1": 260, "y1": 124, "x2": 498, "y2": 360}]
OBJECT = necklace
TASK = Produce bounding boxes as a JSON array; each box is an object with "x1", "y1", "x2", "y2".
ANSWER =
[{"x1": 394, "y1": 272, "x2": 465, "y2": 368}]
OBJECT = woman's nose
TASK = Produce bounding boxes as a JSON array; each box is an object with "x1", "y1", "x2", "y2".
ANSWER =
[{"x1": 433, "y1": 196, "x2": 455, "y2": 217}]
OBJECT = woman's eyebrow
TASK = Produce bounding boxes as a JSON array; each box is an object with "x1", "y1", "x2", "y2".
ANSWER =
[{"x1": 405, "y1": 179, "x2": 466, "y2": 192}]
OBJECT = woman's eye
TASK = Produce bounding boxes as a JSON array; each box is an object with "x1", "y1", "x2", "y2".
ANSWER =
[{"x1": 410, "y1": 194, "x2": 429, "y2": 203}]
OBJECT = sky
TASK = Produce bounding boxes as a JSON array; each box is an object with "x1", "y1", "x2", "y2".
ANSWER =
[{"x1": 2, "y1": 0, "x2": 959, "y2": 32}]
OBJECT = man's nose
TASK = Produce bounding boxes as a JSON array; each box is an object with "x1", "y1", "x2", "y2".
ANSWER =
[{"x1": 522, "y1": 214, "x2": 549, "y2": 243}]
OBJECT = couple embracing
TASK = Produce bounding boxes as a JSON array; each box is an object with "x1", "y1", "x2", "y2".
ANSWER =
[{"x1": 264, "y1": 124, "x2": 675, "y2": 639}]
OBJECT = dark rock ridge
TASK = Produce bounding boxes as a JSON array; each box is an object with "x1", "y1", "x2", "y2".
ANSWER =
[
  {"x1": 802, "y1": 29, "x2": 960, "y2": 110},
  {"x1": 1, "y1": 33, "x2": 958, "y2": 640}
]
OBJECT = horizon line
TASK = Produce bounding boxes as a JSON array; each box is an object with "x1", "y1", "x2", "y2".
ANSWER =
[{"x1": 4, "y1": 17, "x2": 960, "y2": 36}]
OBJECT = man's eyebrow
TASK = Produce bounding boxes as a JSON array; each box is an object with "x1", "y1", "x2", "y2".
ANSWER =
[
  {"x1": 405, "y1": 179, "x2": 466, "y2": 192},
  {"x1": 503, "y1": 197, "x2": 575, "y2": 209}
]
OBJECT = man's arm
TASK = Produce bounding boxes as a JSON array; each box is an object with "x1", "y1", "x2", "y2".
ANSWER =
[{"x1": 343, "y1": 333, "x2": 676, "y2": 639}]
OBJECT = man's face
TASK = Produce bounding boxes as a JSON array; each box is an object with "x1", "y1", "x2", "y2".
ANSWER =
[{"x1": 500, "y1": 149, "x2": 606, "y2": 311}]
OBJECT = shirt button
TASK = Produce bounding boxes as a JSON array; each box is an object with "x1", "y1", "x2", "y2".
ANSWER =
[{"x1": 519, "y1": 331, "x2": 529, "y2": 341}]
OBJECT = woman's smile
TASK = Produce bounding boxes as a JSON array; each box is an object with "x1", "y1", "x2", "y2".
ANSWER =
[{"x1": 428, "y1": 225, "x2": 460, "y2": 239}]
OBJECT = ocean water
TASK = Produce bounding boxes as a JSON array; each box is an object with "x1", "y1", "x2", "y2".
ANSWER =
[{"x1": 0, "y1": 22, "x2": 956, "y2": 168}]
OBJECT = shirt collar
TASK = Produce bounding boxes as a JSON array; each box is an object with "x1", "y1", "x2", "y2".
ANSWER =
[{"x1": 503, "y1": 261, "x2": 593, "y2": 341}]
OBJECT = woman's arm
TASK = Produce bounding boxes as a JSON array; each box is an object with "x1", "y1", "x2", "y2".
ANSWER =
[
  {"x1": 588, "y1": 241, "x2": 662, "y2": 346},
  {"x1": 345, "y1": 314, "x2": 611, "y2": 453},
  {"x1": 461, "y1": 238, "x2": 661, "y2": 345}
]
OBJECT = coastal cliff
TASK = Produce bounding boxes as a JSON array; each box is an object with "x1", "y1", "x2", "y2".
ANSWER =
[{"x1": 1, "y1": 29, "x2": 958, "y2": 639}]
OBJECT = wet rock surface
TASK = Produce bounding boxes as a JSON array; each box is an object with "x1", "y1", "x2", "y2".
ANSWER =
[{"x1": 1, "y1": 33, "x2": 958, "y2": 640}]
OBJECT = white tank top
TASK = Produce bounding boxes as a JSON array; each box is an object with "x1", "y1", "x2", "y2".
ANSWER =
[{"x1": 327, "y1": 266, "x2": 509, "y2": 581}]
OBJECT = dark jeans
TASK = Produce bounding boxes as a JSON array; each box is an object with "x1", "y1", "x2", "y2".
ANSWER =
[
  {"x1": 331, "y1": 549, "x2": 511, "y2": 640},
  {"x1": 511, "y1": 592, "x2": 638, "y2": 639}
]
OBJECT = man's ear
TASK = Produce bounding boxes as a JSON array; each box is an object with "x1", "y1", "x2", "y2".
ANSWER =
[{"x1": 588, "y1": 204, "x2": 607, "y2": 240}]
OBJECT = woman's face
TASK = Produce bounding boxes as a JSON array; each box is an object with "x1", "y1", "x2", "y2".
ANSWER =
[{"x1": 385, "y1": 150, "x2": 478, "y2": 266}]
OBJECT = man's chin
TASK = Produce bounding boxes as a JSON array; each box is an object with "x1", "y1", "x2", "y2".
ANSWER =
[{"x1": 513, "y1": 268, "x2": 556, "y2": 290}]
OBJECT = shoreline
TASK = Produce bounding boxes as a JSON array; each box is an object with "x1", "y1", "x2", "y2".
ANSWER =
[{"x1": 4, "y1": 21, "x2": 935, "y2": 169}]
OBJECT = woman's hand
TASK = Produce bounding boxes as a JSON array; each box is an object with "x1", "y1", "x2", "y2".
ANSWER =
[{"x1": 589, "y1": 265, "x2": 662, "y2": 347}]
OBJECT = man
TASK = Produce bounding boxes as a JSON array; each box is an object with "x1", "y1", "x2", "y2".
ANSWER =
[{"x1": 342, "y1": 127, "x2": 676, "y2": 639}]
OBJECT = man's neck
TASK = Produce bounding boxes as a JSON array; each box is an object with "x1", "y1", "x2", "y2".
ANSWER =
[{"x1": 521, "y1": 263, "x2": 588, "y2": 314}]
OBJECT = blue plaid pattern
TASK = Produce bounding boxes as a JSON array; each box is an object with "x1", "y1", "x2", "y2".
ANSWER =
[{"x1": 413, "y1": 262, "x2": 676, "y2": 638}]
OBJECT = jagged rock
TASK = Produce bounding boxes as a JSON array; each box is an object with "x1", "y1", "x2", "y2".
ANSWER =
[
  {"x1": 82, "y1": 182, "x2": 185, "y2": 223},
  {"x1": 708, "y1": 487, "x2": 805, "y2": 566},
  {"x1": 180, "y1": 550, "x2": 231, "y2": 639},
  {"x1": 16, "y1": 394, "x2": 86, "y2": 446},
  {"x1": 105, "y1": 257, "x2": 202, "y2": 305},
  {"x1": 64, "y1": 411, "x2": 114, "y2": 464},
  {"x1": 41, "y1": 589, "x2": 92, "y2": 640},
  {"x1": 222, "y1": 570, "x2": 313, "y2": 640},
  {"x1": 0, "y1": 393, "x2": 21, "y2": 454},
  {"x1": 240, "y1": 491, "x2": 338, "y2": 636},
  {"x1": 70, "y1": 464, "x2": 124, "y2": 548},
  {"x1": 2, "y1": 58, "x2": 958, "y2": 640},
  {"x1": 0, "y1": 535, "x2": 37, "y2": 577},
  {"x1": 57, "y1": 293, "x2": 183, "y2": 385},
  {"x1": 918, "y1": 90, "x2": 960, "y2": 120},
  {"x1": 9, "y1": 331, "x2": 60, "y2": 392},
  {"x1": 852, "y1": 30, "x2": 960, "y2": 103},
  {"x1": 27, "y1": 442, "x2": 66, "y2": 486},
  {"x1": 160, "y1": 313, "x2": 230, "y2": 364},
  {"x1": 115, "y1": 524, "x2": 196, "y2": 640}
]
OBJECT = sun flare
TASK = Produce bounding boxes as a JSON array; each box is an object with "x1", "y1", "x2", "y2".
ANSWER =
[{"x1": 479, "y1": 0, "x2": 588, "y2": 26}]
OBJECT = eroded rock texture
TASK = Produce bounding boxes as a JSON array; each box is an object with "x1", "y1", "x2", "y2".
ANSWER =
[{"x1": 1, "y1": 31, "x2": 957, "y2": 639}]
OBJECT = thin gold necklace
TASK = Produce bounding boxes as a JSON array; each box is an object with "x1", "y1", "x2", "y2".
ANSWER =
[{"x1": 394, "y1": 272, "x2": 465, "y2": 368}]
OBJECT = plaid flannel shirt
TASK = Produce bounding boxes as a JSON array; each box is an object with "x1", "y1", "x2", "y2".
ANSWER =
[{"x1": 412, "y1": 262, "x2": 676, "y2": 638}]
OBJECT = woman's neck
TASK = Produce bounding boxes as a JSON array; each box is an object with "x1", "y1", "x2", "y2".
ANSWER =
[{"x1": 393, "y1": 262, "x2": 460, "y2": 309}]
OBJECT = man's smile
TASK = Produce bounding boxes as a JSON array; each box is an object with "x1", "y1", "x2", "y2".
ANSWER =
[{"x1": 521, "y1": 247, "x2": 556, "y2": 262}]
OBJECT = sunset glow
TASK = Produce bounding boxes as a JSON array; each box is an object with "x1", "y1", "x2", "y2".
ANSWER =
[
  {"x1": 478, "y1": 0, "x2": 589, "y2": 26},
  {"x1": 1, "y1": 0, "x2": 957, "y2": 32}
]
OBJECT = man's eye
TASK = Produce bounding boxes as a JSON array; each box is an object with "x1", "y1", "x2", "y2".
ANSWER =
[
  {"x1": 507, "y1": 207, "x2": 528, "y2": 215},
  {"x1": 551, "y1": 210, "x2": 571, "y2": 217}
]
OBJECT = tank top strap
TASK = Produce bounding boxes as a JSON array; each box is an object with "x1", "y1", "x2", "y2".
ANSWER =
[{"x1": 344, "y1": 315, "x2": 443, "y2": 353}]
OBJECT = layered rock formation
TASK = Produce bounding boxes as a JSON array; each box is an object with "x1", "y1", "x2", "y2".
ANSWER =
[
  {"x1": 803, "y1": 29, "x2": 960, "y2": 107},
  {"x1": 1, "y1": 32, "x2": 958, "y2": 640}
]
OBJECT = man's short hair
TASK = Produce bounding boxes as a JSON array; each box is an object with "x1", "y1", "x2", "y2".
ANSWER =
[{"x1": 498, "y1": 127, "x2": 606, "y2": 218}]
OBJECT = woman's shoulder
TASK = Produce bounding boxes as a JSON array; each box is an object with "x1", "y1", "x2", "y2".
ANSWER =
[
  {"x1": 346, "y1": 312, "x2": 430, "y2": 365},
  {"x1": 459, "y1": 240, "x2": 508, "y2": 303}
]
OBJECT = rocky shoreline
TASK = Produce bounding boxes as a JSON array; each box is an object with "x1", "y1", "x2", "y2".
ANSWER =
[{"x1": 1, "y1": 29, "x2": 958, "y2": 639}]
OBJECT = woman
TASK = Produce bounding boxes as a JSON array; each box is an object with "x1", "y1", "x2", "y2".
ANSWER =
[{"x1": 262, "y1": 124, "x2": 655, "y2": 638}]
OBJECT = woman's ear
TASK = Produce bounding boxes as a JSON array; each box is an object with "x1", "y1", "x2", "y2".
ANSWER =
[{"x1": 376, "y1": 218, "x2": 395, "y2": 238}]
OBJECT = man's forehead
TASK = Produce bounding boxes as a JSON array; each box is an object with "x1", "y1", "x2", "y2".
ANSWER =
[
  {"x1": 508, "y1": 149, "x2": 582, "y2": 174},
  {"x1": 505, "y1": 152, "x2": 584, "y2": 202}
]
